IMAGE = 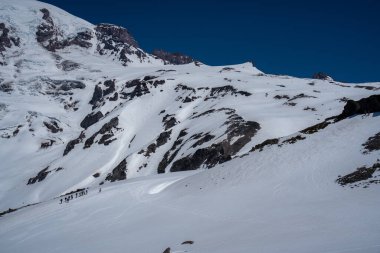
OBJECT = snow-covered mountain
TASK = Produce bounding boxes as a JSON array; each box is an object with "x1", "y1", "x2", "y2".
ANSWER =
[{"x1": 0, "y1": 1, "x2": 379, "y2": 252}]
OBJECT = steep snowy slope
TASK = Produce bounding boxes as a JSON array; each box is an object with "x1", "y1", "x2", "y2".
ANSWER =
[
  {"x1": 0, "y1": 1, "x2": 380, "y2": 252},
  {"x1": 0, "y1": 112, "x2": 379, "y2": 253}
]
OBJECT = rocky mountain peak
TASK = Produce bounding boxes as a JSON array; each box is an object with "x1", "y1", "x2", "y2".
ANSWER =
[
  {"x1": 94, "y1": 23, "x2": 139, "y2": 48},
  {"x1": 152, "y1": 49, "x2": 194, "y2": 65}
]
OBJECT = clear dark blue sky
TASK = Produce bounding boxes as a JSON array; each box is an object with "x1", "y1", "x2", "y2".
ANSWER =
[{"x1": 41, "y1": 0, "x2": 380, "y2": 82}]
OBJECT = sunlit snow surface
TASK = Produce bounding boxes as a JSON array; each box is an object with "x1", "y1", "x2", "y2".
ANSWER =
[{"x1": 0, "y1": 0, "x2": 380, "y2": 252}]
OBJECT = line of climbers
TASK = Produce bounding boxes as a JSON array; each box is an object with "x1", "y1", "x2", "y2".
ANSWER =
[
  {"x1": 59, "y1": 188, "x2": 102, "y2": 204},
  {"x1": 59, "y1": 189, "x2": 88, "y2": 204}
]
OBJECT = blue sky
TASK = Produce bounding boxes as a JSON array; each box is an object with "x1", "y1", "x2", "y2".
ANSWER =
[{"x1": 41, "y1": 0, "x2": 380, "y2": 82}]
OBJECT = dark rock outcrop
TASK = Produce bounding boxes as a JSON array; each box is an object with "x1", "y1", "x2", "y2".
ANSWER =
[
  {"x1": 122, "y1": 79, "x2": 149, "y2": 100},
  {"x1": 219, "y1": 67, "x2": 235, "y2": 73},
  {"x1": 157, "y1": 129, "x2": 188, "y2": 174},
  {"x1": 168, "y1": 110, "x2": 260, "y2": 172},
  {"x1": 336, "y1": 163, "x2": 380, "y2": 186},
  {"x1": 170, "y1": 143, "x2": 232, "y2": 172},
  {"x1": 95, "y1": 23, "x2": 138, "y2": 48},
  {"x1": 103, "y1": 79, "x2": 116, "y2": 96},
  {"x1": 362, "y1": 132, "x2": 380, "y2": 154},
  {"x1": 109, "y1": 92, "x2": 118, "y2": 101},
  {"x1": 121, "y1": 77, "x2": 165, "y2": 100},
  {"x1": 181, "y1": 241, "x2": 194, "y2": 245},
  {"x1": 0, "y1": 23, "x2": 20, "y2": 64},
  {"x1": 338, "y1": 95, "x2": 380, "y2": 120},
  {"x1": 95, "y1": 23, "x2": 148, "y2": 65},
  {"x1": 0, "y1": 124, "x2": 22, "y2": 139},
  {"x1": 60, "y1": 60, "x2": 80, "y2": 71},
  {"x1": 281, "y1": 135, "x2": 306, "y2": 145},
  {"x1": 288, "y1": 93, "x2": 317, "y2": 101},
  {"x1": 40, "y1": 139, "x2": 55, "y2": 149},
  {"x1": 105, "y1": 159, "x2": 127, "y2": 182},
  {"x1": 27, "y1": 167, "x2": 50, "y2": 185},
  {"x1": 152, "y1": 49, "x2": 194, "y2": 65},
  {"x1": 158, "y1": 108, "x2": 260, "y2": 173},
  {"x1": 205, "y1": 85, "x2": 251, "y2": 100},
  {"x1": 300, "y1": 120, "x2": 332, "y2": 135},
  {"x1": 250, "y1": 138, "x2": 279, "y2": 152},
  {"x1": 36, "y1": 9, "x2": 93, "y2": 52},
  {"x1": 0, "y1": 81, "x2": 13, "y2": 93},
  {"x1": 84, "y1": 117, "x2": 119, "y2": 149},
  {"x1": 175, "y1": 84, "x2": 196, "y2": 93},
  {"x1": 162, "y1": 248, "x2": 171, "y2": 253},
  {"x1": 63, "y1": 132, "x2": 85, "y2": 156},
  {"x1": 163, "y1": 115, "x2": 178, "y2": 130},
  {"x1": 191, "y1": 133, "x2": 215, "y2": 148},
  {"x1": 89, "y1": 80, "x2": 117, "y2": 108},
  {"x1": 312, "y1": 72, "x2": 330, "y2": 80},
  {"x1": 156, "y1": 131, "x2": 171, "y2": 147},
  {"x1": 43, "y1": 120, "x2": 62, "y2": 133},
  {"x1": 125, "y1": 79, "x2": 142, "y2": 88},
  {"x1": 141, "y1": 130, "x2": 172, "y2": 157},
  {"x1": 80, "y1": 111, "x2": 103, "y2": 129},
  {"x1": 89, "y1": 85, "x2": 103, "y2": 107},
  {"x1": 274, "y1": 95, "x2": 290, "y2": 100},
  {"x1": 354, "y1": 85, "x2": 379, "y2": 91}
]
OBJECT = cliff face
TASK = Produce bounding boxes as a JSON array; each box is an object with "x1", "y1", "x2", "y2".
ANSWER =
[{"x1": 152, "y1": 49, "x2": 195, "y2": 65}]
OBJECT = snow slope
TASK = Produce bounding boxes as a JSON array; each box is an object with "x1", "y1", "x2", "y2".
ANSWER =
[
  {"x1": 0, "y1": 1, "x2": 380, "y2": 252},
  {"x1": 1, "y1": 114, "x2": 380, "y2": 253}
]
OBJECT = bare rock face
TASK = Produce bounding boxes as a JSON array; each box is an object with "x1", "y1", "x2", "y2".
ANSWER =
[
  {"x1": 40, "y1": 139, "x2": 55, "y2": 149},
  {"x1": 169, "y1": 119, "x2": 260, "y2": 172},
  {"x1": 105, "y1": 159, "x2": 127, "y2": 182},
  {"x1": 27, "y1": 167, "x2": 50, "y2": 185},
  {"x1": 163, "y1": 115, "x2": 178, "y2": 130},
  {"x1": 80, "y1": 111, "x2": 104, "y2": 129},
  {"x1": 156, "y1": 108, "x2": 261, "y2": 173},
  {"x1": 89, "y1": 79, "x2": 117, "y2": 109},
  {"x1": 43, "y1": 120, "x2": 62, "y2": 133},
  {"x1": 152, "y1": 49, "x2": 194, "y2": 65},
  {"x1": 0, "y1": 23, "x2": 20, "y2": 65},
  {"x1": 362, "y1": 132, "x2": 380, "y2": 154},
  {"x1": 94, "y1": 23, "x2": 148, "y2": 65},
  {"x1": 84, "y1": 117, "x2": 119, "y2": 148},
  {"x1": 103, "y1": 79, "x2": 116, "y2": 96},
  {"x1": 312, "y1": 72, "x2": 331, "y2": 80},
  {"x1": 63, "y1": 132, "x2": 85, "y2": 156},
  {"x1": 205, "y1": 85, "x2": 251, "y2": 100},
  {"x1": 157, "y1": 129, "x2": 188, "y2": 174},
  {"x1": 94, "y1": 23, "x2": 138, "y2": 48},
  {"x1": 121, "y1": 77, "x2": 165, "y2": 100},
  {"x1": 169, "y1": 143, "x2": 231, "y2": 172},
  {"x1": 0, "y1": 81, "x2": 13, "y2": 93},
  {"x1": 162, "y1": 248, "x2": 171, "y2": 253},
  {"x1": 338, "y1": 95, "x2": 380, "y2": 120},
  {"x1": 140, "y1": 130, "x2": 172, "y2": 157},
  {"x1": 89, "y1": 85, "x2": 103, "y2": 107},
  {"x1": 36, "y1": 8, "x2": 93, "y2": 52},
  {"x1": 336, "y1": 163, "x2": 380, "y2": 187}
]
